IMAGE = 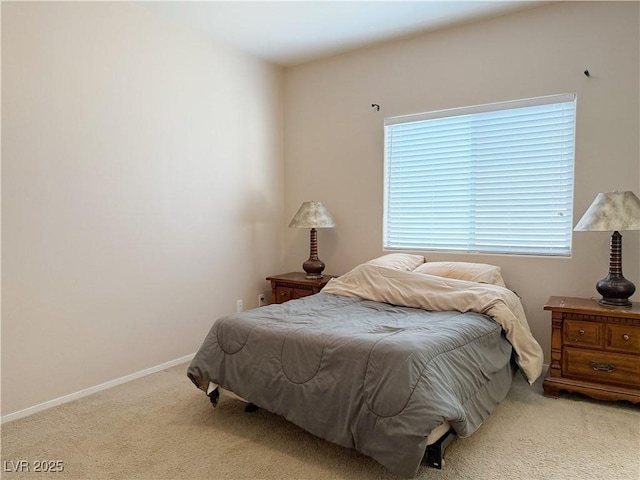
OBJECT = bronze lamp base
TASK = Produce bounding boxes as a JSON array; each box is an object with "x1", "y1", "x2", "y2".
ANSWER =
[
  {"x1": 596, "y1": 231, "x2": 635, "y2": 307},
  {"x1": 302, "y1": 228, "x2": 325, "y2": 279}
]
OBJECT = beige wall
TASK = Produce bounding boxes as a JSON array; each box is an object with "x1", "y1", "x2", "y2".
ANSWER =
[
  {"x1": 283, "y1": 1, "x2": 640, "y2": 362},
  {"x1": 1, "y1": 2, "x2": 284, "y2": 416}
]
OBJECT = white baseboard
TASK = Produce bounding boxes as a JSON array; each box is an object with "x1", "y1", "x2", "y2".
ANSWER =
[{"x1": 1, "y1": 353, "x2": 195, "y2": 424}]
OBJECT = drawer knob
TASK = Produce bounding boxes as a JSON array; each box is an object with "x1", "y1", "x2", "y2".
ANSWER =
[
  {"x1": 572, "y1": 329, "x2": 586, "y2": 342},
  {"x1": 590, "y1": 361, "x2": 615, "y2": 373},
  {"x1": 622, "y1": 334, "x2": 630, "y2": 341}
]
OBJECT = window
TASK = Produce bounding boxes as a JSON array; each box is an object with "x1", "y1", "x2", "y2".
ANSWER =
[{"x1": 383, "y1": 93, "x2": 576, "y2": 256}]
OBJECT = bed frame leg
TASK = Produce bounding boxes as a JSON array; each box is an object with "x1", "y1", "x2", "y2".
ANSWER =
[
  {"x1": 208, "y1": 388, "x2": 220, "y2": 407},
  {"x1": 424, "y1": 428, "x2": 456, "y2": 469}
]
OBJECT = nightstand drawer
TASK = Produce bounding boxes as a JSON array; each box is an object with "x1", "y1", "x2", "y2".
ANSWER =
[
  {"x1": 563, "y1": 319, "x2": 603, "y2": 348},
  {"x1": 274, "y1": 286, "x2": 293, "y2": 303},
  {"x1": 273, "y1": 286, "x2": 315, "y2": 303},
  {"x1": 292, "y1": 288, "x2": 313, "y2": 300},
  {"x1": 267, "y1": 272, "x2": 338, "y2": 305},
  {"x1": 563, "y1": 347, "x2": 640, "y2": 386},
  {"x1": 606, "y1": 324, "x2": 640, "y2": 354}
]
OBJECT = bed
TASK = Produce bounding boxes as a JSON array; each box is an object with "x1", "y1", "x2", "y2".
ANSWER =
[{"x1": 187, "y1": 255, "x2": 544, "y2": 477}]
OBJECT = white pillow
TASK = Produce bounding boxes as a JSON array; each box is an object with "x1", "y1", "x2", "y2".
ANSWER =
[
  {"x1": 413, "y1": 261, "x2": 506, "y2": 286},
  {"x1": 364, "y1": 253, "x2": 425, "y2": 271}
]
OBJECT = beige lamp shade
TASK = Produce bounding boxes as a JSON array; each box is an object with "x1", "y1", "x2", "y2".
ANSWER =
[
  {"x1": 288, "y1": 201, "x2": 336, "y2": 229},
  {"x1": 574, "y1": 191, "x2": 640, "y2": 232}
]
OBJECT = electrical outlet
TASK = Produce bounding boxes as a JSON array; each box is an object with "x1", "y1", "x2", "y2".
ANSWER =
[
  {"x1": 236, "y1": 299, "x2": 243, "y2": 312},
  {"x1": 258, "y1": 293, "x2": 266, "y2": 307}
]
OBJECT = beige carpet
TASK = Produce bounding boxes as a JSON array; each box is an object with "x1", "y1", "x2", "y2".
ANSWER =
[{"x1": 2, "y1": 363, "x2": 638, "y2": 480}]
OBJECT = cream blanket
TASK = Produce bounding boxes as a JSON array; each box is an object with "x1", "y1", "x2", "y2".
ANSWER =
[{"x1": 323, "y1": 263, "x2": 544, "y2": 384}]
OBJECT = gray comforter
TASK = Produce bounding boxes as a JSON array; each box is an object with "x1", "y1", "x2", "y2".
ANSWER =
[{"x1": 187, "y1": 292, "x2": 514, "y2": 477}]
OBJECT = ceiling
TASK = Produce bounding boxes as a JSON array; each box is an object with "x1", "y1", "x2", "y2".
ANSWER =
[{"x1": 136, "y1": 1, "x2": 543, "y2": 67}]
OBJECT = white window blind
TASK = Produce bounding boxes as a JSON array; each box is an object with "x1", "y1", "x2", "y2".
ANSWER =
[{"x1": 383, "y1": 93, "x2": 576, "y2": 256}]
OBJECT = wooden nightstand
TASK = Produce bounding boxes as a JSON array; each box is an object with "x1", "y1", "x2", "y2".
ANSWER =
[
  {"x1": 542, "y1": 296, "x2": 640, "y2": 403},
  {"x1": 266, "y1": 272, "x2": 338, "y2": 304}
]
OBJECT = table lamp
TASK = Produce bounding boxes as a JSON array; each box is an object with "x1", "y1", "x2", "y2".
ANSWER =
[
  {"x1": 574, "y1": 191, "x2": 640, "y2": 307},
  {"x1": 288, "y1": 201, "x2": 336, "y2": 279}
]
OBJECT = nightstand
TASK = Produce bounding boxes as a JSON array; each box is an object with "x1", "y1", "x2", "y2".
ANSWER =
[
  {"x1": 266, "y1": 272, "x2": 338, "y2": 304},
  {"x1": 542, "y1": 296, "x2": 640, "y2": 403}
]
